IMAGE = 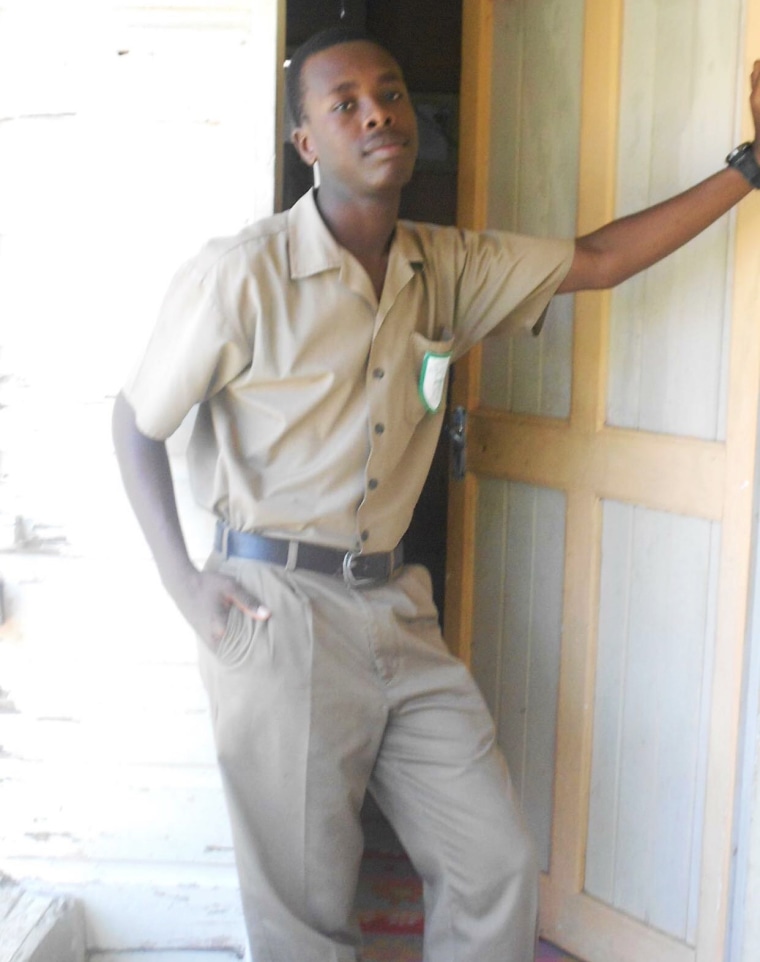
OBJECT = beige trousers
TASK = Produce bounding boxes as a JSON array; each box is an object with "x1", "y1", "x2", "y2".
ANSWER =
[{"x1": 197, "y1": 553, "x2": 538, "y2": 962}]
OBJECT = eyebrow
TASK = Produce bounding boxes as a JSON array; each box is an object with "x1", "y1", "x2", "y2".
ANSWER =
[{"x1": 327, "y1": 70, "x2": 404, "y2": 97}]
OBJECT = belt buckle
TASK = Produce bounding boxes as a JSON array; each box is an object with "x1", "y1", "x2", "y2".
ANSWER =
[{"x1": 343, "y1": 550, "x2": 381, "y2": 589}]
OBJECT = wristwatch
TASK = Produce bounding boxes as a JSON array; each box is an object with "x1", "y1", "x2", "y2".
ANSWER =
[{"x1": 726, "y1": 142, "x2": 760, "y2": 188}]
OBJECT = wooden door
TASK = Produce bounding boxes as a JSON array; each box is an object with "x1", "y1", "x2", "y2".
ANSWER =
[{"x1": 446, "y1": 1, "x2": 760, "y2": 960}]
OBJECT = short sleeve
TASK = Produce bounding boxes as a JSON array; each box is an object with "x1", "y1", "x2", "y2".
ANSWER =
[
  {"x1": 451, "y1": 231, "x2": 574, "y2": 360},
  {"x1": 123, "y1": 256, "x2": 253, "y2": 440}
]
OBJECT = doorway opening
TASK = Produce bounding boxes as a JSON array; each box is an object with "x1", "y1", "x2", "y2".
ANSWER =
[{"x1": 283, "y1": 0, "x2": 463, "y2": 619}]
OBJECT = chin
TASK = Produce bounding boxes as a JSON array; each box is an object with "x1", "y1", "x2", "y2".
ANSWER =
[{"x1": 378, "y1": 166, "x2": 417, "y2": 192}]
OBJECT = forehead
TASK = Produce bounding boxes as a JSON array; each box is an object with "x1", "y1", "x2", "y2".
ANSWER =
[{"x1": 301, "y1": 41, "x2": 404, "y2": 98}]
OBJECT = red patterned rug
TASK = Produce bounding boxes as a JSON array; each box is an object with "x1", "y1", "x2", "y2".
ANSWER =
[{"x1": 356, "y1": 801, "x2": 580, "y2": 961}]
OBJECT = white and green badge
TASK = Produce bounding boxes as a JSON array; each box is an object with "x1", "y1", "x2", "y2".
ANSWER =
[{"x1": 418, "y1": 348, "x2": 452, "y2": 414}]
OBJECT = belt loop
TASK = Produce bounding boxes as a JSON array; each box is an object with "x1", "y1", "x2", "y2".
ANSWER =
[{"x1": 285, "y1": 539, "x2": 299, "y2": 571}]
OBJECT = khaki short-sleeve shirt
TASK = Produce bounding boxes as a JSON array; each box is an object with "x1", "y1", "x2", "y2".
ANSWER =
[{"x1": 124, "y1": 189, "x2": 573, "y2": 553}]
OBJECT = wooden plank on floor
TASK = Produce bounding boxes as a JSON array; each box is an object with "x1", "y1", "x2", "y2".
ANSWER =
[
  {"x1": 0, "y1": 883, "x2": 85, "y2": 962},
  {"x1": 0, "y1": 864, "x2": 248, "y2": 957},
  {"x1": 1, "y1": 886, "x2": 51, "y2": 962}
]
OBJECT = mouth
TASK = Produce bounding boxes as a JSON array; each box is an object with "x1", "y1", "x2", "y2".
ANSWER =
[{"x1": 362, "y1": 133, "x2": 410, "y2": 156}]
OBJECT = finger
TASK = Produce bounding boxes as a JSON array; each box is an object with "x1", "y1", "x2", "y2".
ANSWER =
[
  {"x1": 230, "y1": 594, "x2": 272, "y2": 621},
  {"x1": 216, "y1": 576, "x2": 272, "y2": 621}
]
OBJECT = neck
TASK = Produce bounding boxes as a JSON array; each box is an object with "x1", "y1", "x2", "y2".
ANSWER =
[{"x1": 314, "y1": 185, "x2": 399, "y2": 264}]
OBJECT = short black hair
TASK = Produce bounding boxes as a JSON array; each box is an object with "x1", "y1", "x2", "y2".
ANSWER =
[{"x1": 286, "y1": 26, "x2": 390, "y2": 127}]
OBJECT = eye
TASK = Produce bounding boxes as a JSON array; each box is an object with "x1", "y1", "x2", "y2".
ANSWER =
[
  {"x1": 383, "y1": 90, "x2": 404, "y2": 102},
  {"x1": 332, "y1": 99, "x2": 355, "y2": 113}
]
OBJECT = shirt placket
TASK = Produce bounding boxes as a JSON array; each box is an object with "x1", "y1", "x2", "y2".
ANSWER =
[{"x1": 354, "y1": 260, "x2": 420, "y2": 552}]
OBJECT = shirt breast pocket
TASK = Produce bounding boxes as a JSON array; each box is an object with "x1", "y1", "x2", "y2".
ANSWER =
[{"x1": 405, "y1": 331, "x2": 454, "y2": 424}]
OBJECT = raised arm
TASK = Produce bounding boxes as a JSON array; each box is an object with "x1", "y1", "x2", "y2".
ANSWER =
[
  {"x1": 111, "y1": 392, "x2": 269, "y2": 649},
  {"x1": 558, "y1": 59, "x2": 760, "y2": 294}
]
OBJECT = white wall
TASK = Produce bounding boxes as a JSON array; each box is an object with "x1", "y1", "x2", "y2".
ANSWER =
[{"x1": 0, "y1": 2, "x2": 282, "y2": 955}]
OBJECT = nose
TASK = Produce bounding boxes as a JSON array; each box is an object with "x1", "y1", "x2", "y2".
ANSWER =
[{"x1": 363, "y1": 97, "x2": 393, "y2": 129}]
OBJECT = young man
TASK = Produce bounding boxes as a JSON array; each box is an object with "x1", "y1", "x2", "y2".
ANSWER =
[{"x1": 113, "y1": 26, "x2": 760, "y2": 962}]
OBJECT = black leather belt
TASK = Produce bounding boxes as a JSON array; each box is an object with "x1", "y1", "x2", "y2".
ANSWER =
[{"x1": 214, "y1": 522, "x2": 404, "y2": 589}]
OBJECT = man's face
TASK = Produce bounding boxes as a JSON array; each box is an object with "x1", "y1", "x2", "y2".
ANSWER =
[{"x1": 292, "y1": 41, "x2": 419, "y2": 198}]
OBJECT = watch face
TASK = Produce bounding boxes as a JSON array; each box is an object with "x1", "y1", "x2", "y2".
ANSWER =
[
  {"x1": 726, "y1": 142, "x2": 760, "y2": 187},
  {"x1": 726, "y1": 143, "x2": 751, "y2": 164}
]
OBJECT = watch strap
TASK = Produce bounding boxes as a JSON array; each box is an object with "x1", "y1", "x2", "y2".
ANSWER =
[{"x1": 726, "y1": 142, "x2": 760, "y2": 189}]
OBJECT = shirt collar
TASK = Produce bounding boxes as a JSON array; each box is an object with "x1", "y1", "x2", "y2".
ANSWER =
[
  {"x1": 287, "y1": 189, "x2": 344, "y2": 279},
  {"x1": 287, "y1": 188, "x2": 425, "y2": 282}
]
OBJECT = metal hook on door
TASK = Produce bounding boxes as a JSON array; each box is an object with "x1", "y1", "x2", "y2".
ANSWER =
[{"x1": 447, "y1": 406, "x2": 467, "y2": 481}]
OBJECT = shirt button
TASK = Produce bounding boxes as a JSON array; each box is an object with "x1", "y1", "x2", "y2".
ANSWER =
[
  {"x1": 368, "y1": 478, "x2": 379, "y2": 490},
  {"x1": 374, "y1": 423, "x2": 385, "y2": 434},
  {"x1": 372, "y1": 368, "x2": 385, "y2": 379},
  {"x1": 361, "y1": 530, "x2": 369, "y2": 542}
]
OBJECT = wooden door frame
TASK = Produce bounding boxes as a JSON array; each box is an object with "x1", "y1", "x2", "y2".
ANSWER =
[
  {"x1": 445, "y1": 0, "x2": 489, "y2": 665},
  {"x1": 446, "y1": 0, "x2": 760, "y2": 958}
]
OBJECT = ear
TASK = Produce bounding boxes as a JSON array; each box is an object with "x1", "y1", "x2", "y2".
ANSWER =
[{"x1": 291, "y1": 125, "x2": 317, "y2": 167}]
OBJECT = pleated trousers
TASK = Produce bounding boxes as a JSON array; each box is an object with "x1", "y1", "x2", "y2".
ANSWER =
[{"x1": 197, "y1": 552, "x2": 538, "y2": 962}]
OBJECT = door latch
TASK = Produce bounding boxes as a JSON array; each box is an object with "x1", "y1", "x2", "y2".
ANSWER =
[{"x1": 447, "y1": 405, "x2": 467, "y2": 481}]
